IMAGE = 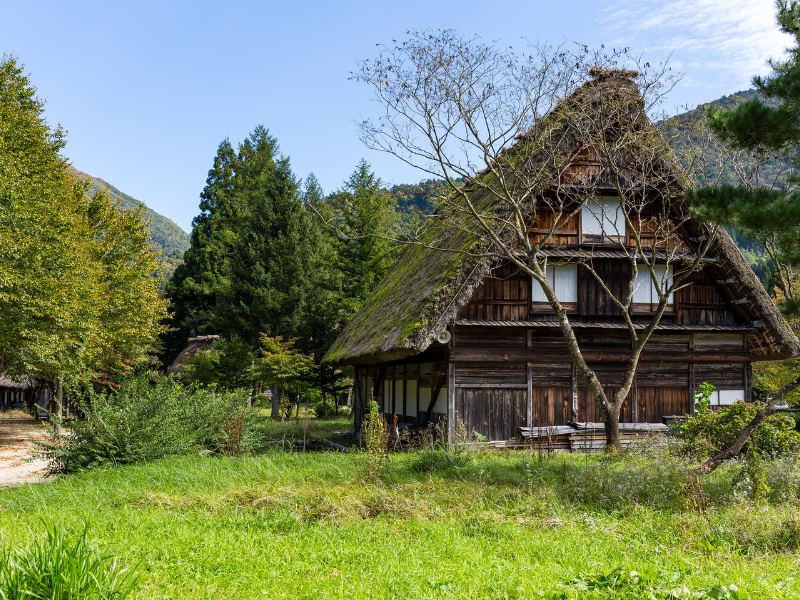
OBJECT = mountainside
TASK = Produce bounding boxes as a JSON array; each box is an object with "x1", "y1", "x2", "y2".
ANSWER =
[
  {"x1": 70, "y1": 167, "x2": 190, "y2": 261},
  {"x1": 659, "y1": 89, "x2": 791, "y2": 191}
]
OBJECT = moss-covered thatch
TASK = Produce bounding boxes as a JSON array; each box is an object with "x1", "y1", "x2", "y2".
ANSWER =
[{"x1": 325, "y1": 71, "x2": 800, "y2": 364}]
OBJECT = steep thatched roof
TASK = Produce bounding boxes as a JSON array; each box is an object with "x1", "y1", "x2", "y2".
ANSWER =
[
  {"x1": 167, "y1": 335, "x2": 221, "y2": 374},
  {"x1": 325, "y1": 71, "x2": 800, "y2": 364},
  {"x1": 0, "y1": 377, "x2": 32, "y2": 390}
]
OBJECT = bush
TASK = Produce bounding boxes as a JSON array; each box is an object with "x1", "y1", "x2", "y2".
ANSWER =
[
  {"x1": 311, "y1": 399, "x2": 351, "y2": 418},
  {"x1": 43, "y1": 375, "x2": 258, "y2": 473},
  {"x1": 0, "y1": 528, "x2": 137, "y2": 599},
  {"x1": 675, "y1": 401, "x2": 800, "y2": 460}
]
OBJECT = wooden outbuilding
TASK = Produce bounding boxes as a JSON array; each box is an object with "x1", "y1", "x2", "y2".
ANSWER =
[{"x1": 324, "y1": 71, "x2": 800, "y2": 446}]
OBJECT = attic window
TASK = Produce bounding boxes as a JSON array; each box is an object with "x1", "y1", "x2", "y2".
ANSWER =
[
  {"x1": 532, "y1": 264, "x2": 577, "y2": 304},
  {"x1": 582, "y1": 196, "x2": 624, "y2": 240}
]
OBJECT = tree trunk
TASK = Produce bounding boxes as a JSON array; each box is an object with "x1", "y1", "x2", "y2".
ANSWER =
[
  {"x1": 271, "y1": 384, "x2": 283, "y2": 419},
  {"x1": 698, "y1": 374, "x2": 800, "y2": 474},
  {"x1": 602, "y1": 400, "x2": 622, "y2": 452},
  {"x1": 53, "y1": 377, "x2": 63, "y2": 435}
]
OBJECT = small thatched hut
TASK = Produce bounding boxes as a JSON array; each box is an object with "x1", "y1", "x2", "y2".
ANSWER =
[{"x1": 167, "y1": 335, "x2": 221, "y2": 375}]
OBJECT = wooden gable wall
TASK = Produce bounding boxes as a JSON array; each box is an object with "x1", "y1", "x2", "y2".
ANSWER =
[{"x1": 459, "y1": 260, "x2": 746, "y2": 326}]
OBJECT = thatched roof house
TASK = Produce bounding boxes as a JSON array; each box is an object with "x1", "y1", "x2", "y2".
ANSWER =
[{"x1": 325, "y1": 69, "x2": 799, "y2": 445}]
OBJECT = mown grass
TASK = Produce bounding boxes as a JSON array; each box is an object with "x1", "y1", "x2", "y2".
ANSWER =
[{"x1": 1, "y1": 448, "x2": 800, "y2": 598}]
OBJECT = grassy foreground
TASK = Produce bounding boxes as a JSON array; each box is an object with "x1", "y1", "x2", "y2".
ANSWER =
[{"x1": 1, "y1": 442, "x2": 800, "y2": 598}]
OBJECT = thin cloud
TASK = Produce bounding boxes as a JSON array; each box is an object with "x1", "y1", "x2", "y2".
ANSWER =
[{"x1": 601, "y1": 0, "x2": 792, "y2": 94}]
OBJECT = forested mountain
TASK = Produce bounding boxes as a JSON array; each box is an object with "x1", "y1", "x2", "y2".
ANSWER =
[
  {"x1": 660, "y1": 89, "x2": 791, "y2": 191},
  {"x1": 70, "y1": 167, "x2": 190, "y2": 261}
]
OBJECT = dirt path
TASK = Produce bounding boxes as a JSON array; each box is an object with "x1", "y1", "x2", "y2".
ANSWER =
[{"x1": 0, "y1": 412, "x2": 51, "y2": 487}]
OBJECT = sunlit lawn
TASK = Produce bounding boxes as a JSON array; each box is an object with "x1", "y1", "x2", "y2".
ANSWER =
[{"x1": 1, "y1": 444, "x2": 799, "y2": 598}]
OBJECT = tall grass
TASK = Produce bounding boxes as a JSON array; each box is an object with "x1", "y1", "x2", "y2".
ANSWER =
[
  {"x1": 0, "y1": 528, "x2": 137, "y2": 599},
  {"x1": 3, "y1": 449, "x2": 800, "y2": 597}
]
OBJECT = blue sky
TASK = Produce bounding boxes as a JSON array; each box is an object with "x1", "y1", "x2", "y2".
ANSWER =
[{"x1": 2, "y1": 0, "x2": 791, "y2": 231}]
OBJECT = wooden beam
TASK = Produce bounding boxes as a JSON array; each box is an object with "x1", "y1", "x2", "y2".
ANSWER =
[
  {"x1": 454, "y1": 383, "x2": 528, "y2": 389},
  {"x1": 421, "y1": 366, "x2": 447, "y2": 426},
  {"x1": 352, "y1": 368, "x2": 361, "y2": 437}
]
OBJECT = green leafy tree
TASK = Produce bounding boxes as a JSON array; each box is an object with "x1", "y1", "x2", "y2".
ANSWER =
[
  {"x1": 178, "y1": 337, "x2": 257, "y2": 391},
  {"x1": 254, "y1": 334, "x2": 315, "y2": 418},
  {"x1": 688, "y1": 1, "x2": 800, "y2": 471},
  {"x1": 0, "y1": 56, "x2": 166, "y2": 428}
]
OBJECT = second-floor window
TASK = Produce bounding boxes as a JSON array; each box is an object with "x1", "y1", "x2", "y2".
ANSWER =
[
  {"x1": 581, "y1": 196, "x2": 624, "y2": 239},
  {"x1": 532, "y1": 263, "x2": 578, "y2": 304},
  {"x1": 632, "y1": 265, "x2": 674, "y2": 306}
]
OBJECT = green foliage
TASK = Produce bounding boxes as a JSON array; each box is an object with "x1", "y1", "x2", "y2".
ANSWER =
[
  {"x1": 0, "y1": 528, "x2": 137, "y2": 599},
  {"x1": 753, "y1": 359, "x2": 800, "y2": 405},
  {"x1": 686, "y1": 2, "x2": 800, "y2": 317},
  {"x1": 328, "y1": 160, "x2": 399, "y2": 310},
  {"x1": 694, "y1": 381, "x2": 717, "y2": 413},
  {"x1": 179, "y1": 337, "x2": 257, "y2": 390},
  {"x1": 0, "y1": 56, "x2": 167, "y2": 389},
  {"x1": 735, "y1": 452, "x2": 771, "y2": 505},
  {"x1": 676, "y1": 401, "x2": 800, "y2": 460},
  {"x1": 389, "y1": 178, "x2": 450, "y2": 213},
  {"x1": 551, "y1": 567, "x2": 747, "y2": 599},
  {"x1": 254, "y1": 334, "x2": 315, "y2": 389},
  {"x1": 43, "y1": 375, "x2": 257, "y2": 473}
]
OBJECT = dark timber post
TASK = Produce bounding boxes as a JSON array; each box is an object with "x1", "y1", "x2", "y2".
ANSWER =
[
  {"x1": 447, "y1": 361, "x2": 456, "y2": 446},
  {"x1": 526, "y1": 330, "x2": 533, "y2": 428},
  {"x1": 352, "y1": 368, "x2": 362, "y2": 438}
]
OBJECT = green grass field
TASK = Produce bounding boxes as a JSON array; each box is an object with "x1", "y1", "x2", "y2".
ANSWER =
[{"x1": 1, "y1": 425, "x2": 800, "y2": 598}]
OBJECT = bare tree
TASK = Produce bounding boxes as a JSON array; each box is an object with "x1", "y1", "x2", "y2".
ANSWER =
[{"x1": 354, "y1": 31, "x2": 717, "y2": 450}]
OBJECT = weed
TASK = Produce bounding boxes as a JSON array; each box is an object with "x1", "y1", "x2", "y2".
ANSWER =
[{"x1": 0, "y1": 528, "x2": 137, "y2": 599}]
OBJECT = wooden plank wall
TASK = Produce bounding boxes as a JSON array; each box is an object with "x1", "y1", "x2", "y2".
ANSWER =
[
  {"x1": 676, "y1": 270, "x2": 740, "y2": 326},
  {"x1": 528, "y1": 210, "x2": 579, "y2": 245},
  {"x1": 447, "y1": 327, "x2": 752, "y2": 439},
  {"x1": 459, "y1": 263, "x2": 529, "y2": 320},
  {"x1": 459, "y1": 256, "x2": 747, "y2": 328}
]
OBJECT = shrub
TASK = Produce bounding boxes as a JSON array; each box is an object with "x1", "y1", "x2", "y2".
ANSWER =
[
  {"x1": 0, "y1": 528, "x2": 137, "y2": 599},
  {"x1": 311, "y1": 399, "x2": 350, "y2": 418},
  {"x1": 675, "y1": 401, "x2": 800, "y2": 460},
  {"x1": 43, "y1": 375, "x2": 257, "y2": 473}
]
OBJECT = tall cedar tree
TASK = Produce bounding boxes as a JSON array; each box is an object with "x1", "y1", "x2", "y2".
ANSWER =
[
  {"x1": 329, "y1": 160, "x2": 398, "y2": 312},
  {"x1": 164, "y1": 139, "x2": 238, "y2": 359},
  {"x1": 167, "y1": 127, "x2": 316, "y2": 414},
  {"x1": 303, "y1": 174, "x2": 351, "y2": 407},
  {"x1": 216, "y1": 130, "x2": 312, "y2": 349},
  {"x1": 689, "y1": 0, "x2": 800, "y2": 470}
]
